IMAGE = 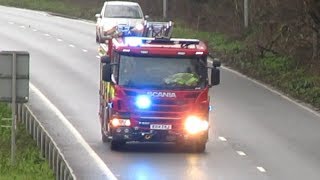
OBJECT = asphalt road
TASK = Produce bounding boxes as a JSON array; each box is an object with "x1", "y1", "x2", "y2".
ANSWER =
[{"x1": 1, "y1": 6, "x2": 320, "y2": 180}]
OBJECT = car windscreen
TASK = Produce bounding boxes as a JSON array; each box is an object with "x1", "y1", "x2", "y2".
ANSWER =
[
  {"x1": 104, "y1": 5, "x2": 142, "y2": 19},
  {"x1": 117, "y1": 55, "x2": 207, "y2": 90}
]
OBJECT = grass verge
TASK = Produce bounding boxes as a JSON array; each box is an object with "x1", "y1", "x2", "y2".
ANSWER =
[
  {"x1": 0, "y1": 103, "x2": 54, "y2": 180},
  {"x1": 0, "y1": 0, "x2": 319, "y2": 110},
  {"x1": 174, "y1": 26, "x2": 320, "y2": 109}
]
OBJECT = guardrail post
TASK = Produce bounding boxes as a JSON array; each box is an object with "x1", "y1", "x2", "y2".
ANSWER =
[
  {"x1": 40, "y1": 130, "x2": 44, "y2": 158},
  {"x1": 64, "y1": 169, "x2": 68, "y2": 180},
  {"x1": 44, "y1": 136, "x2": 49, "y2": 159},
  {"x1": 56, "y1": 156, "x2": 61, "y2": 180},
  {"x1": 28, "y1": 114, "x2": 32, "y2": 134},
  {"x1": 52, "y1": 147, "x2": 57, "y2": 173},
  {"x1": 49, "y1": 142, "x2": 52, "y2": 169},
  {"x1": 33, "y1": 120, "x2": 36, "y2": 140},
  {"x1": 36, "y1": 126, "x2": 40, "y2": 147},
  {"x1": 25, "y1": 111, "x2": 28, "y2": 130},
  {"x1": 60, "y1": 163, "x2": 65, "y2": 180},
  {"x1": 16, "y1": 107, "x2": 75, "y2": 180}
]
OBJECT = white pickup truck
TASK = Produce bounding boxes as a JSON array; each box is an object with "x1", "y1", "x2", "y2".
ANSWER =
[{"x1": 95, "y1": 1, "x2": 147, "y2": 43}]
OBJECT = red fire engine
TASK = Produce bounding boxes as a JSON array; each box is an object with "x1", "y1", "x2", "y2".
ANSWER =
[{"x1": 98, "y1": 22, "x2": 221, "y2": 152}]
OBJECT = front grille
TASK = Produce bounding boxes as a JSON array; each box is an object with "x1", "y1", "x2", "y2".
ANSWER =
[
  {"x1": 149, "y1": 105, "x2": 186, "y2": 112},
  {"x1": 152, "y1": 99, "x2": 188, "y2": 105}
]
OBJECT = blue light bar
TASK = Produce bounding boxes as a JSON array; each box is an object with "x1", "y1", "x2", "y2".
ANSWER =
[
  {"x1": 125, "y1": 37, "x2": 143, "y2": 46},
  {"x1": 135, "y1": 95, "x2": 151, "y2": 109}
]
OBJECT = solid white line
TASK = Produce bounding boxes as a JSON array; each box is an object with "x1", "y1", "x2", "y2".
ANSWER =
[
  {"x1": 257, "y1": 166, "x2": 266, "y2": 173},
  {"x1": 19, "y1": 25, "x2": 25, "y2": 28},
  {"x1": 57, "y1": 38, "x2": 63, "y2": 42},
  {"x1": 82, "y1": 49, "x2": 88, "y2": 52},
  {"x1": 96, "y1": 55, "x2": 100, "y2": 59},
  {"x1": 218, "y1": 136, "x2": 227, "y2": 142},
  {"x1": 221, "y1": 65, "x2": 320, "y2": 119},
  {"x1": 24, "y1": 104, "x2": 76, "y2": 179},
  {"x1": 208, "y1": 58, "x2": 320, "y2": 118},
  {"x1": 69, "y1": 44, "x2": 75, "y2": 48},
  {"x1": 236, "y1": 151, "x2": 246, "y2": 156},
  {"x1": 32, "y1": 29, "x2": 38, "y2": 32},
  {"x1": 44, "y1": 33, "x2": 50, "y2": 36},
  {"x1": 8, "y1": 22, "x2": 14, "y2": 25},
  {"x1": 29, "y1": 83, "x2": 117, "y2": 180}
]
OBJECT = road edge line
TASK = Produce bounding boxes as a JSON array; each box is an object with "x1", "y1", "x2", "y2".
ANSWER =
[
  {"x1": 221, "y1": 65, "x2": 320, "y2": 118},
  {"x1": 30, "y1": 83, "x2": 117, "y2": 180}
]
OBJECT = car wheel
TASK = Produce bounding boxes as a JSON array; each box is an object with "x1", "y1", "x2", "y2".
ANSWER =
[
  {"x1": 101, "y1": 129, "x2": 109, "y2": 143},
  {"x1": 110, "y1": 140, "x2": 125, "y2": 150},
  {"x1": 101, "y1": 106, "x2": 111, "y2": 143},
  {"x1": 191, "y1": 141, "x2": 206, "y2": 153},
  {"x1": 96, "y1": 33, "x2": 99, "y2": 43}
]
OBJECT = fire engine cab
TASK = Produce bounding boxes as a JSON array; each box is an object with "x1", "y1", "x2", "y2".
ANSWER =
[{"x1": 98, "y1": 21, "x2": 221, "y2": 152}]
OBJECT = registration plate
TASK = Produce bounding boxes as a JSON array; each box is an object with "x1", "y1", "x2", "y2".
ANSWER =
[{"x1": 150, "y1": 124, "x2": 172, "y2": 130}]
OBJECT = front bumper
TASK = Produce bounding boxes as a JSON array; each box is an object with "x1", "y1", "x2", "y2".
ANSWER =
[{"x1": 111, "y1": 127, "x2": 208, "y2": 143}]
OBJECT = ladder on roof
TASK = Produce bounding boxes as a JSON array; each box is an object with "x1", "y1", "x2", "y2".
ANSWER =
[{"x1": 142, "y1": 21, "x2": 174, "y2": 38}]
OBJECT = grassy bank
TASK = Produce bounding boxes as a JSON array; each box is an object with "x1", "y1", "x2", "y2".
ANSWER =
[
  {"x1": 0, "y1": 103, "x2": 54, "y2": 180},
  {"x1": 0, "y1": 0, "x2": 319, "y2": 110},
  {"x1": 173, "y1": 27, "x2": 320, "y2": 109}
]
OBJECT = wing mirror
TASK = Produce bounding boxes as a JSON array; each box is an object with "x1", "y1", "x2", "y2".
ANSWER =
[
  {"x1": 100, "y1": 56, "x2": 110, "y2": 64},
  {"x1": 212, "y1": 59, "x2": 221, "y2": 67},
  {"x1": 210, "y1": 68, "x2": 220, "y2": 86},
  {"x1": 95, "y1": 14, "x2": 102, "y2": 18}
]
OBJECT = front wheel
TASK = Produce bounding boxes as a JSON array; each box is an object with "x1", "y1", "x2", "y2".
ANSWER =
[
  {"x1": 110, "y1": 140, "x2": 126, "y2": 150},
  {"x1": 101, "y1": 129, "x2": 110, "y2": 143},
  {"x1": 191, "y1": 141, "x2": 206, "y2": 153}
]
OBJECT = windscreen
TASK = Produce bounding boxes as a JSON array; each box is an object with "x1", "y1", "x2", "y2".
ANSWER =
[
  {"x1": 104, "y1": 5, "x2": 142, "y2": 19},
  {"x1": 118, "y1": 55, "x2": 207, "y2": 90}
]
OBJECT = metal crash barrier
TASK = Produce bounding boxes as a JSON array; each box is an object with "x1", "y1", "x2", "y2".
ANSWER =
[{"x1": 17, "y1": 103, "x2": 76, "y2": 180}]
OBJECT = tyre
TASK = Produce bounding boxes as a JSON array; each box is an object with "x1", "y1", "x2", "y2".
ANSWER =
[
  {"x1": 191, "y1": 141, "x2": 206, "y2": 153},
  {"x1": 96, "y1": 33, "x2": 99, "y2": 43},
  {"x1": 101, "y1": 105, "x2": 111, "y2": 143},
  {"x1": 101, "y1": 129, "x2": 109, "y2": 143},
  {"x1": 96, "y1": 31, "x2": 104, "y2": 43},
  {"x1": 110, "y1": 140, "x2": 126, "y2": 150}
]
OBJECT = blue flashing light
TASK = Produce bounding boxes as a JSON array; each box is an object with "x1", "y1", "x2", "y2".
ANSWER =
[
  {"x1": 135, "y1": 95, "x2": 151, "y2": 109},
  {"x1": 125, "y1": 37, "x2": 143, "y2": 46}
]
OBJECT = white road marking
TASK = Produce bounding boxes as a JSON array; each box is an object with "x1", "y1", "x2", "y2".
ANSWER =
[
  {"x1": 218, "y1": 136, "x2": 227, "y2": 142},
  {"x1": 96, "y1": 55, "x2": 100, "y2": 59},
  {"x1": 44, "y1": 33, "x2": 50, "y2": 36},
  {"x1": 208, "y1": 58, "x2": 320, "y2": 118},
  {"x1": 221, "y1": 65, "x2": 320, "y2": 118},
  {"x1": 30, "y1": 83, "x2": 117, "y2": 180},
  {"x1": 32, "y1": 29, "x2": 38, "y2": 32},
  {"x1": 57, "y1": 38, "x2": 63, "y2": 42},
  {"x1": 257, "y1": 166, "x2": 266, "y2": 173},
  {"x1": 82, "y1": 49, "x2": 88, "y2": 52},
  {"x1": 8, "y1": 22, "x2": 14, "y2": 25},
  {"x1": 69, "y1": 44, "x2": 75, "y2": 48},
  {"x1": 24, "y1": 104, "x2": 76, "y2": 179},
  {"x1": 19, "y1": 25, "x2": 25, "y2": 28},
  {"x1": 236, "y1": 151, "x2": 246, "y2": 156}
]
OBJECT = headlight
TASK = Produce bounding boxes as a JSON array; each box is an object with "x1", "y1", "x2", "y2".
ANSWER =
[
  {"x1": 135, "y1": 95, "x2": 151, "y2": 109},
  {"x1": 185, "y1": 116, "x2": 209, "y2": 134},
  {"x1": 111, "y1": 118, "x2": 131, "y2": 127},
  {"x1": 134, "y1": 23, "x2": 144, "y2": 31},
  {"x1": 103, "y1": 25, "x2": 116, "y2": 34}
]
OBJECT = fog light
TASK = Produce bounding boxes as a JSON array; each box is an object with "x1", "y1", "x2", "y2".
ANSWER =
[{"x1": 111, "y1": 118, "x2": 131, "y2": 127}]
